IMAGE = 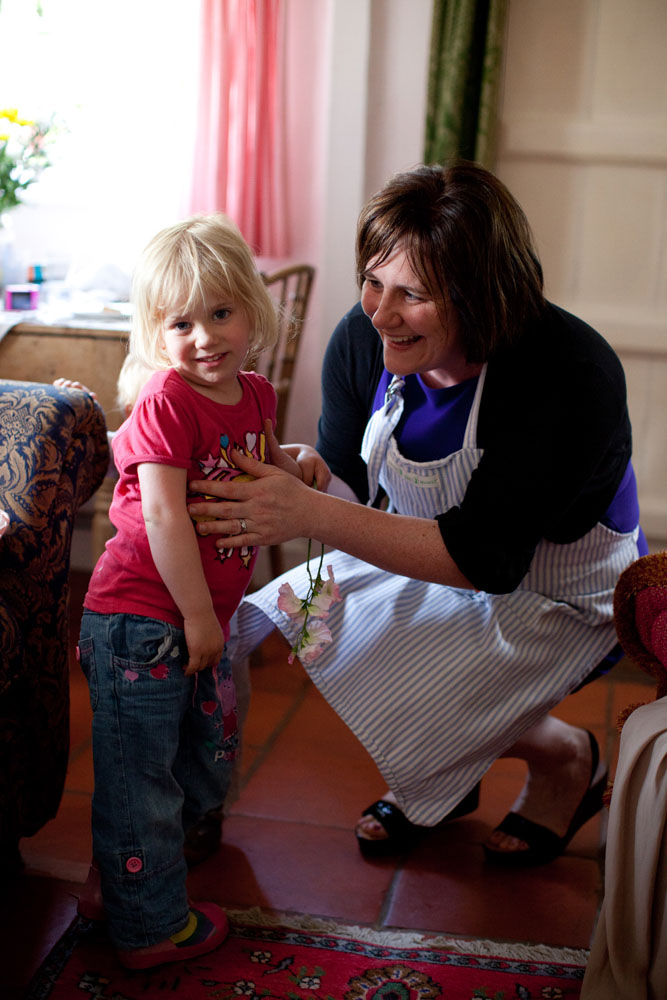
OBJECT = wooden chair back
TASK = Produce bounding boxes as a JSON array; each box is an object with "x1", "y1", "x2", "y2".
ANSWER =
[
  {"x1": 257, "y1": 264, "x2": 315, "y2": 439},
  {"x1": 254, "y1": 264, "x2": 315, "y2": 578}
]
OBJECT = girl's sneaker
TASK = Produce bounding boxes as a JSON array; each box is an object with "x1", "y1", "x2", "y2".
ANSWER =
[{"x1": 116, "y1": 902, "x2": 229, "y2": 970}]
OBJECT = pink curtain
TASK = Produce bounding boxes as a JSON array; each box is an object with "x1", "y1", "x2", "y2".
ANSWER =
[{"x1": 189, "y1": 0, "x2": 288, "y2": 258}]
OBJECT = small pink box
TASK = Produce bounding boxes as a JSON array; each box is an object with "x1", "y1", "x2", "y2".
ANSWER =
[{"x1": 5, "y1": 284, "x2": 40, "y2": 311}]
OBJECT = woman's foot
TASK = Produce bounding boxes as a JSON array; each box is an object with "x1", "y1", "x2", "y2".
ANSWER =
[
  {"x1": 116, "y1": 902, "x2": 229, "y2": 970},
  {"x1": 355, "y1": 790, "x2": 402, "y2": 844},
  {"x1": 484, "y1": 726, "x2": 607, "y2": 864},
  {"x1": 356, "y1": 784, "x2": 481, "y2": 856},
  {"x1": 356, "y1": 792, "x2": 421, "y2": 856}
]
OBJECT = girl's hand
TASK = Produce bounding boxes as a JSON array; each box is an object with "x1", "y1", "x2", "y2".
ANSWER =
[
  {"x1": 282, "y1": 442, "x2": 332, "y2": 491},
  {"x1": 183, "y1": 613, "x2": 225, "y2": 675},
  {"x1": 263, "y1": 419, "x2": 332, "y2": 490},
  {"x1": 53, "y1": 378, "x2": 98, "y2": 401},
  {"x1": 264, "y1": 419, "x2": 303, "y2": 480}
]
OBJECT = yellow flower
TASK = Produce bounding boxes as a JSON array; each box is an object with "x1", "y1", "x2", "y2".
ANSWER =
[{"x1": 0, "y1": 109, "x2": 34, "y2": 127}]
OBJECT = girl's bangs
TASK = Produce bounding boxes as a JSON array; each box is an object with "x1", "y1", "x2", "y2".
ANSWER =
[{"x1": 152, "y1": 267, "x2": 231, "y2": 321}]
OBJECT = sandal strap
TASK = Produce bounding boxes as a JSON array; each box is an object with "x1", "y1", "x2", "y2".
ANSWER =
[
  {"x1": 361, "y1": 799, "x2": 417, "y2": 842},
  {"x1": 585, "y1": 729, "x2": 600, "y2": 783},
  {"x1": 493, "y1": 811, "x2": 562, "y2": 858}
]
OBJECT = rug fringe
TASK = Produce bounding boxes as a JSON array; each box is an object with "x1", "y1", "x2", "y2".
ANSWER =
[{"x1": 226, "y1": 908, "x2": 589, "y2": 965}]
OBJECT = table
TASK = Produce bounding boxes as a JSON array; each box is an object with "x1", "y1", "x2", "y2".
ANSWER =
[{"x1": 0, "y1": 318, "x2": 129, "y2": 430}]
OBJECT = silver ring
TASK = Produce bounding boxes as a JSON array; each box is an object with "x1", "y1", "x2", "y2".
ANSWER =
[{"x1": 239, "y1": 518, "x2": 248, "y2": 534}]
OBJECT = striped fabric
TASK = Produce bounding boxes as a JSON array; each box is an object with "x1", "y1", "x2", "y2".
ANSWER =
[
  {"x1": 236, "y1": 371, "x2": 640, "y2": 825},
  {"x1": 362, "y1": 374, "x2": 406, "y2": 506}
]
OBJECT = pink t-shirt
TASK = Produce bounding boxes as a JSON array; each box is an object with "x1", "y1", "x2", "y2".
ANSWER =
[{"x1": 84, "y1": 368, "x2": 277, "y2": 637}]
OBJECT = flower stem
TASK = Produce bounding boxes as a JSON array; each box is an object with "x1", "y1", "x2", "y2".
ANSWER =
[{"x1": 297, "y1": 537, "x2": 326, "y2": 653}]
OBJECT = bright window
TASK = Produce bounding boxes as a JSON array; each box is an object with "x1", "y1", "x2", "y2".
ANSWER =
[{"x1": 0, "y1": 0, "x2": 200, "y2": 279}]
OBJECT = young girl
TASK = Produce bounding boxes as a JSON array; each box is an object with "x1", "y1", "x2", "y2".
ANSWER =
[{"x1": 76, "y1": 214, "x2": 307, "y2": 970}]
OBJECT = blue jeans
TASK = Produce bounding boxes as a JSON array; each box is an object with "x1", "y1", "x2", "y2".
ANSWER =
[{"x1": 78, "y1": 610, "x2": 237, "y2": 950}]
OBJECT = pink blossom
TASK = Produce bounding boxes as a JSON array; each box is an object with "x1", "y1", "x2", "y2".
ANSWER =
[
  {"x1": 278, "y1": 549, "x2": 341, "y2": 665},
  {"x1": 304, "y1": 618, "x2": 332, "y2": 644},
  {"x1": 310, "y1": 565, "x2": 342, "y2": 615},
  {"x1": 299, "y1": 642, "x2": 328, "y2": 665},
  {"x1": 277, "y1": 582, "x2": 307, "y2": 621},
  {"x1": 290, "y1": 619, "x2": 333, "y2": 665}
]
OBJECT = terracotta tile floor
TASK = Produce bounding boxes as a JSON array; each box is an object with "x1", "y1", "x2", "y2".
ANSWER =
[{"x1": 3, "y1": 570, "x2": 656, "y2": 997}]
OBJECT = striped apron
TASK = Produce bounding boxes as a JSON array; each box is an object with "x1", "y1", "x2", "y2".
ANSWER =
[{"x1": 235, "y1": 370, "x2": 640, "y2": 825}]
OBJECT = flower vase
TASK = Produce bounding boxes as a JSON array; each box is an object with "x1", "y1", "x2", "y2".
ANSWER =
[{"x1": 0, "y1": 213, "x2": 23, "y2": 296}]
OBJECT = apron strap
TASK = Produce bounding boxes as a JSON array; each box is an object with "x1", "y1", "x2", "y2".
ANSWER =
[
  {"x1": 361, "y1": 375, "x2": 405, "y2": 506},
  {"x1": 462, "y1": 363, "x2": 488, "y2": 450}
]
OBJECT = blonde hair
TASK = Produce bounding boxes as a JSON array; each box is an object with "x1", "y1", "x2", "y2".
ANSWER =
[
  {"x1": 129, "y1": 213, "x2": 278, "y2": 369},
  {"x1": 116, "y1": 353, "x2": 154, "y2": 415}
]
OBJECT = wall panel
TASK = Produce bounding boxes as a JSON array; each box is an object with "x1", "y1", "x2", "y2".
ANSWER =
[{"x1": 496, "y1": 0, "x2": 667, "y2": 543}]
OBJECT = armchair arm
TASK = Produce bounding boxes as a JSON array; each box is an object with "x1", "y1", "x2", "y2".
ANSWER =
[{"x1": 0, "y1": 380, "x2": 109, "y2": 843}]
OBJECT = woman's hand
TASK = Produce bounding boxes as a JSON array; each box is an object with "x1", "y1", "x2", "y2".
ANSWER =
[
  {"x1": 190, "y1": 452, "x2": 473, "y2": 588},
  {"x1": 188, "y1": 421, "x2": 331, "y2": 549},
  {"x1": 189, "y1": 449, "x2": 316, "y2": 548}
]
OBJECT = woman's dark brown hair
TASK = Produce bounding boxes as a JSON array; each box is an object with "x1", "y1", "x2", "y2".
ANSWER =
[{"x1": 356, "y1": 161, "x2": 545, "y2": 363}]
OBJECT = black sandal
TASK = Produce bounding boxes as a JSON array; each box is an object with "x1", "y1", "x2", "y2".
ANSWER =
[
  {"x1": 356, "y1": 782, "x2": 481, "y2": 857},
  {"x1": 483, "y1": 730, "x2": 608, "y2": 867}
]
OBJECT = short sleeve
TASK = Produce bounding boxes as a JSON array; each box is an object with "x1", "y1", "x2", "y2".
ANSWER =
[{"x1": 114, "y1": 391, "x2": 198, "y2": 475}]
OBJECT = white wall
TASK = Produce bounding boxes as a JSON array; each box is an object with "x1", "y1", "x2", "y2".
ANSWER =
[
  {"x1": 280, "y1": 0, "x2": 432, "y2": 444},
  {"x1": 364, "y1": 0, "x2": 432, "y2": 199},
  {"x1": 288, "y1": 0, "x2": 372, "y2": 444}
]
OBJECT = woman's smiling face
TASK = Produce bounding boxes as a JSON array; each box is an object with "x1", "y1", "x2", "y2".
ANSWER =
[{"x1": 360, "y1": 247, "x2": 476, "y2": 388}]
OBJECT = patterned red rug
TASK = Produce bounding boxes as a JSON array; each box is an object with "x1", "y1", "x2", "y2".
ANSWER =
[{"x1": 26, "y1": 909, "x2": 589, "y2": 999}]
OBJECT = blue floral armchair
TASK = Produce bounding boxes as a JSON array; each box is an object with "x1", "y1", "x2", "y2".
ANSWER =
[{"x1": 0, "y1": 380, "x2": 109, "y2": 874}]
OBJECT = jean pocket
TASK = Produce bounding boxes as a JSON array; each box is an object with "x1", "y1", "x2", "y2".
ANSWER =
[
  {"x1": 77, "y1": 635, "x2": 98, "y2": 711},
  {"x1": 110, "y1": 614, "x2": 184, "y2": 678}
]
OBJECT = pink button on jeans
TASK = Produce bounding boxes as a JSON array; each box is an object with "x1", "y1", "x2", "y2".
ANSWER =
[{"x1": 126, "y1": 856, "x2": 143, "y2": 873}]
